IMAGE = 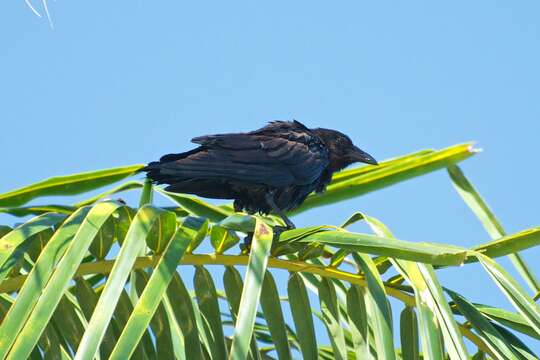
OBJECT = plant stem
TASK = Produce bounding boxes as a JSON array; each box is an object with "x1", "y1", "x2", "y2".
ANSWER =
[
  {"x1": 138, "y1": 178, "x2": 153, "y2": 207},
  {"x1": 130, "y1": 178, "x2": 154, "y2": 301}
]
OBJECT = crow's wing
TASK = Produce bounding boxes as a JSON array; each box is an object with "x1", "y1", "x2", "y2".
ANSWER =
[{"x1": 157, "y1": 132, "x2": 328, "y2": 187}]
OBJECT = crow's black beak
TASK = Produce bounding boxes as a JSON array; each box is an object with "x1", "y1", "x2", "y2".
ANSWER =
[{"x1": 351, "y1": 146, "x2": 378, "y2": 165}]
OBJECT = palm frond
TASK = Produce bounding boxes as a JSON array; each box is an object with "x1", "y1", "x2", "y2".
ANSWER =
[{"x1": 0, "y1": 144, "x2": 537, "y2": 359}]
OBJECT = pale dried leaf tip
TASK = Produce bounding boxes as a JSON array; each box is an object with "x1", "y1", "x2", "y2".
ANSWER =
[
  {"x1": 42, "y1": 0, "x2": 54, "y2": 29},
  {"x1": 467, "y1": 144, "x2": 483, "y2": 153},
  {"x1": 24, "y1": 0, "x2": 54, "y2": 28},
  {"x1": 25, "y1": 0, "x2": 42, "y2": 17}
]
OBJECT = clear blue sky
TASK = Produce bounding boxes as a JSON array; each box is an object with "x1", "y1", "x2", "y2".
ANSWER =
[{"x1": 2, "y1": 0, "x2": 539, "y2": 353}]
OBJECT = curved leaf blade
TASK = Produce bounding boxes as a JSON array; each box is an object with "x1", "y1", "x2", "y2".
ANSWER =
[
  {"x1": 229, "y1": 220, "x2": 272, "y2": 360},
  {"x1": 88, "y1": 216, "x2": 116, "y2": 260},
  {"x1": 362, "y1": 214, "x2": 468, "y2": 359},
  {"x1": 166, "y1": 273, "x2": 204, "y2": 359},
  {"x1": 260, "y1": 271, "x2": 292, "y2": 360},
  {"x1": 492, "y1": 323, "x2": 539, "y2": 360},
  {"x1": 4, "y1": 202, "x2": 123, "y2": 360},
  {"x1": 446, "y1": 289, "x2": 520, "y2": 359},
  {"x1": 223, "y1": 266, "x2": 261, "y2": 360},
  {"x1": 0, "y1": 165, "x2": 143, "y2": 207},
  {"x1": 132, "y1": 270, "x2": 175, "y2": 359},
  {"x1": 0, "y1": 207, "x2": 91, "y2": 356},
  {"x1": 0, "y1": 212, "x2": 66, "y2": 283},
  {"x1": 476, "y1": 253, "x2": 540, "y2": 336},
  {"x1": 194, "y1": 266, "x2": 228, "y2": 360},
  {"x1": 156, "y1": 188, "x2": 231, "y2": 222},
  {"x1": 415, "y1": 300, "x2": 444, "y2": 360},
  {"x1": 74, "y1": 180, "x2": 144, "y2": 207},
  {"x1": 73, "y1": 278, "x2": 118, "y2": 358},
  {"x1": 471, "y1": 227, "x2": 540, "y2": 261},
  {"x1": 346, "y1": 285, "x2": 370, "y2": 359},
  {"x1": 415, "y1": 265, "x2": 469, "y2": 359},
  {"x1": 474, "y1": 304, "x2": 540, "y2": 340},
  {"x1": 75, "y1": 206, "x2": 175, "y2": 360},
  {"x1": 352, "y1": 253, "x2": 395, "y2": 360},
  {"x1": 0, "y1": 205, "x2": 75, "y2": 217},
  {"x1": 400, "y1": 307, "x2": 419, "y2": 360},
  {"x1": 114, "y1": 290, "x2": 156, "y2": 359},
  {"x1": 109, "y1": 226, "x2": 192, "y2": 359},
  {"x1": 318, "y1": 277, "x2": 347, "y2": 360},
  {"x1": 210, "y1": 226, "x2": 240, "y2": 255},
  {"x1": 448, "y1": 165, "x2": 540, "y2": 293},
  {"x1": 145, "y1": 208, "x2": 177, "y2": 254},
  {"x1": 50, "y1": 294, "x2": 86, "y2": 355},
  {"x1": 180, "y1": 216, "x2": 209, "y2": 254},
  {"x1": 288, "y1": 273, "x2": 318, "y2": 360},
  {"x1": 303, "y1": 230, "x2": 468, "y2": 266}
]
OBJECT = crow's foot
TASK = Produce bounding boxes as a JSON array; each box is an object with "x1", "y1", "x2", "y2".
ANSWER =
[{"x1": 240, "y1": 224, "x2": 293, "y2": 254}]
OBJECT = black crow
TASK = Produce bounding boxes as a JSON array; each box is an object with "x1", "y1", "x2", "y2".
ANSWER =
[{"x1": 143, "y1": 120, "x2": 377, "y2": 229}]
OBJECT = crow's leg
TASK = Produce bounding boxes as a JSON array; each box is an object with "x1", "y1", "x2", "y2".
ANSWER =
[
  {"x1": 235, "y1": 201, "x2": 255, "y2": 251},
  {"x1": 264, "y1": 192, "x2": 296, "y2": 229},
  {"x1": 240, "y1": 232, "x2": 253, "y2": 253}
]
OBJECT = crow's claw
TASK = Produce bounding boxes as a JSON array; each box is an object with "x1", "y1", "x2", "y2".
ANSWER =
[
  {"x1": 272, "y1": 225, "x2": 290, "y2": 242},
  {"x1": 240, "y1": 225, "x2": 292, "y2": 254},
  {"x1": 240, "y1": 232, "x2": 254, "y2": 253}
]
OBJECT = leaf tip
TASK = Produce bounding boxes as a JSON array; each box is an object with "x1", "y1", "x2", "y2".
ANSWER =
[{"x1": 468, "y1": 144, "x2": 483, "y2": 154}]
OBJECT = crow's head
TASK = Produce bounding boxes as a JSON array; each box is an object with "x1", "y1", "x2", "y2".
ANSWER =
[{"x1": 313, "y1": 128, "x2": 378, "y2": 172}]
